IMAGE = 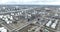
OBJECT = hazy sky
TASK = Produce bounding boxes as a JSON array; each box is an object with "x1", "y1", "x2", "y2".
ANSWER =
[{"x1": 0, "y1": 0, "x2": 60, "y2": 5}]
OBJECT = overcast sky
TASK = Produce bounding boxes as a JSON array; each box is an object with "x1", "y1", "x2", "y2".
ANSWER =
[{"x1": 0, "y1": 0, "x2": 60, "y2": 5}]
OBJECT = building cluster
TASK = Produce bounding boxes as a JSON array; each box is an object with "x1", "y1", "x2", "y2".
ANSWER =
[{"x1": 0, "y1": 6, "x2": 60, "y2": 32}]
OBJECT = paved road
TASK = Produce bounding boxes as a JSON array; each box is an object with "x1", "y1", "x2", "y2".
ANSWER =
[{"x1": 1, "y1": 22, "x2": 14, "y2": 30}]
